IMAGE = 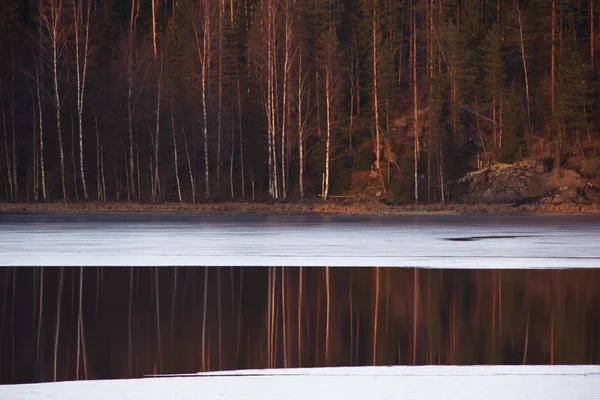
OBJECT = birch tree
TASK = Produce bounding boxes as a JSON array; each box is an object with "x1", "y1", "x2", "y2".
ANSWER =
[
  {"x1": 40, "y1": 0, "x2": 69, "y2": 202},
  {"x1": 194, "y1": 0, "x2": 213, "y2": 197},
  {"x1": 72, "y1": 0, "x2": 92, "y2": 200}
]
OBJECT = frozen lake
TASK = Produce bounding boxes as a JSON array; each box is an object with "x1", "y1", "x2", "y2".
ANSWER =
[
  {"x1": 1, "y1": 366, "x2": 599, "y2": 400},
  {"x1": 1, "y1": 213, "x2": 600, "y2": 267}
]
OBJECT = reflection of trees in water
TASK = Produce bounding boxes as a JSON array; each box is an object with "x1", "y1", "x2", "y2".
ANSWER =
[{"x1": 1, "y1": 267, "x2": 599, "y2": 383}]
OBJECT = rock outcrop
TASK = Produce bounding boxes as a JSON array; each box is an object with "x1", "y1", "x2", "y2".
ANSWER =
[{"x1": 451, "y1": 159, "x2": 600, "y2": 205}]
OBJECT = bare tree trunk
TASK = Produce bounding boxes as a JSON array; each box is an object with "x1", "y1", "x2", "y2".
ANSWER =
[
  {"x1": 127, "y1": 0, "x2": 139, "y2": 201},
  {"x1": 281, "y1": 3, "x2": 293, "y2": 200},
  {"x1": 373, "y1": 8, "x2": 383, "y2": 185},
  {"x1": 413, "y1": 8, "x2": 419, "y2": 204},
  {"x1": 217, "y1": 0, "x2": 224, "y2": 194},
  {"x1": 298, "y1": 49, "x2": 305, "y2": 198},
  {"x1": 182, "y1": 127, "x2": 196, "y2": 202},
  {"x1": 0, "y1": 86, "x2": 12, "y2": 201},
  {"x1": 515, "y1": 0, "x2": 531, "y2": 129},
  {"x1": 230, "y1": 116, "x2": 235, "y2": 198},
  {"x1": 323, "y1": 50, "x2": 332, "y2": 200},
  {"x1": 71, "y1": 116, "x2": 78, "y2": 200},
  {"x1": 32, "y1": 89, "x2": 38, "y2": 202},
  {"x1": 41, "y1": 0, "x2": 68, "y2": 202},
  {"x1": 591, "y1": 0, "x2": 595, "y2": 76},
  {"x1": 74, "y1": 0, "x2": 91, "y2": 200},
  {"x1": 151, "y1": 0, "x2": 157, "y2": 59},
  {"x1": 9, "y1": 51, "x2": 18, "y2": 200},
  {"x1": 195, "y1": 4, "x2": 211, "y2": 197},
  {"x1": 551, "y1": 0, "x2": 555, "y2": 119},
  {"x1": 171, "y1": 101, "x2": 182, "y2": 202},
  {"x1": 34, "y1": 61, "x2": 47, "y2": 202},
  {"x1": 236, "y1": 66, "x2": 245, "y2": 198},
  {"x1": 152, "y1": 57, "x2": 163, "y2": 203}
]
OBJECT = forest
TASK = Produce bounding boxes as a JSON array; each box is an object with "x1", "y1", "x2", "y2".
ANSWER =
[{"x1": 0, "y1": 0, "x2": 599, "y2": 203}]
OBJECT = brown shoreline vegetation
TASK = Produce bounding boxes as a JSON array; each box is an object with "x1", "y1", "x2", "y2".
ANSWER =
[{"x1": 2, "y1": 200, "x2": 600, "y2": 216}]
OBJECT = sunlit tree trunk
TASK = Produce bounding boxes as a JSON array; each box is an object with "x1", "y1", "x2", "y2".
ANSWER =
[
  {"x1": 171, "y1": 101, "x2": 182, "y2": 202},
  {"x1": 41, "y1": 0, "x2": 68, "y2": 202},
  {"x1": 73, "y1": 0, "x2": 91, "y2": 200},
  {"x1": 323, "y1": 46, "x2": 332, "y2": 200},
  {"x1": 217, "y1": 0, "x2": 224, "y2": 193},
  {"x1": 151, "y1": 0, "x2": 157, "y2": 59},
  {"x1": 194, "y1": 1, "x2": 212, "y2": 197},
  {"x1": 372, "y1": 6, "x2": 384, "y2": 190},
  {"x1": 127, "y1": 0, "x2": 139, "y2": 201},
  {"x1": 514, "y1": 0, "x2": 531, "y2": 129},
  {"x1": 152, "y1": 56, "x2": 163, "y2": 203},
  {"x1": 591, "y1": 0, "x2": 594, "y2": 76},
  {"x1": 33, "y1": 61, "x2": 47, "y2": 202},
  {"x1": 182, "y1": 126, "x2": 196, "y2": 202},
  {"x1": 298, "y1": 48, "x2": 305, "y2": 198},
  {"x1": 236, "y1": 65, "x2": 245, "y2": 198},
  {"x1": 413, "y1": 7, "x2": 419, "y2": 204}
]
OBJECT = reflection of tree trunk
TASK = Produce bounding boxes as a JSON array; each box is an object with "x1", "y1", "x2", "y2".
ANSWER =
[
  {"x1": 201, "y1": 268, "x2": 208, "y2": 371},
  {"x1": 522, "y1": 300, "x2": 529, "y2": 364},
  {"x1": 36, "y1": 267, "x2": 44, "y2": 363},
  {"x1": 413, "y1": 268, "x2": 419, "y2": 365},
  {"x1": 155, "y1": 267, "x2": 162, "y2": 373},
  {"x1": 492, "y1": 270, "x2": 497, "y2": 363},
  {"x1": 325, "y1": 267, "x2": 330, "y2": 365},
  {"x1": 53, "y1": 267, "x2": 64, "y2": 382},
  {"x1": 373, "y1": 267, "x2": 379, "y2": 365},
  {"x1": 550, "y1": 313, "x2": 554, "y2": 365},
  {"x1": 282, "y1": 268, "x2": 288, "y2": 367},
  {"x1": 297, "y1": 266, "x2": 303, "y2": 367},
  {"x1": 76, "y1": 267, "x2": 87, "y2": 380},
  {"x1": 128, "y1": 267, "x2": 134, "y2": 377}
]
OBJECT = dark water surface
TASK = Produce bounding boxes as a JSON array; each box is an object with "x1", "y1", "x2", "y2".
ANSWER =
[
  {"x1": 1, "y1": 267, "x2": 598, "y2": 383},
  {"x1": 2, "y1": 214, "x2": 600, "y2": 267}
]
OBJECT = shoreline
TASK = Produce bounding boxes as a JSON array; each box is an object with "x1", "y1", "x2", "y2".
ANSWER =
[{"x1": 1, "y1": 200, "x2": 600, "y2": 216}]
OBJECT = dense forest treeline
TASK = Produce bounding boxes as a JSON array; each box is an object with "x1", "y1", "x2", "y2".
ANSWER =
[
  {"x1": 1, "y1": 267, "x2": 599, "y2": 383},
  {"x1": 1, "y1": 0, "x2": 599, "y2": 203}
]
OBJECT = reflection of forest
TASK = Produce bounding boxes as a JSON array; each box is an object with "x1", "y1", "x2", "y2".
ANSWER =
[{"x1": 1, "y1": 267, "x2": 599, "y2": 383}]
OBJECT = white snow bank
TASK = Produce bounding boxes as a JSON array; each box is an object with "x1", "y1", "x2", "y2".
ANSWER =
[{"x1": 2, "y1": 365, "x2": 599, "y2": 400}]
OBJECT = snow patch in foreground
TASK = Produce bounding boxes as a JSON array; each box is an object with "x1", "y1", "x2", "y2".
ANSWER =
[{"x1": 2, "y1": 365, "x2": 599, "y2": 400}]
